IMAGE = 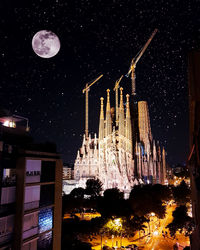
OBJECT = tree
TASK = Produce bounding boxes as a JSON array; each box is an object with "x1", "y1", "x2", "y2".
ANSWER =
[
  {"x1": 99, "y1": 215, "x2": 148, "y2": 238},
  {"x1": 104, "y1": 188, "x2": 124, "y2": 200},
  {"x1": 166, "y1": 205, "x2": 193, "y2": 237},
  {"x1": 70, "y1": 187, "x2": 85, "y2": 199},
  {"x1": 62, "y1": 194, "x2": 76, "y2": 215},
  {"x1": 62, "y1": 193, "x2": 85, "y2": 215},
  {"x1": 151, "y1": 184, "x2": 172, "y2": 202},
  {"x1": 172, "y1": 180, "x2": 191, "y2": 206},
  {"x1": 97, "y1": 188, "x2": 129, "y2": 218},
  {"x1": 90, "y1": 217, "x2": 108, "y2": 233},
  {"x1": 101, "y1": 217, "x2": 124, "y2": 235},
  {"x1": 85, "y1": 178, "x2": 103, "y2": 198},
  {"x1": 123, "y1": 215, "x2": 148, "y2": 237},
  {"x1": 129, "y1": 184, "x2": 167, "y2": 219}
]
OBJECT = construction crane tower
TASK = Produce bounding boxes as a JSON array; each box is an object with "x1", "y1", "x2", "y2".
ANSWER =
[{"x1": 82, "y1": 74, "x2": 103, "y2": 139}]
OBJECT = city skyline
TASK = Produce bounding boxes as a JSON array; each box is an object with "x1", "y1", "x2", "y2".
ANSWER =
[{"x1": 1, "y1": 1, "x2": 200, "y2": 164}]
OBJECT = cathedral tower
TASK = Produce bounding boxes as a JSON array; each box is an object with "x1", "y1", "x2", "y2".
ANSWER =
[
  {"x1": 105, "y1": 89, "x2": 112, "y2": 137},
  {"x1": 125, "y1": 94, "x2": 132, "y2": 152},
  {"x1": 73, "y1": 78, "x2": 167, "y2": 194},
  {"x1": 118, "y1": 87, "x2": 125, "y2": 136},
  {"x1": 99, "y1": 97, "x2": 104, "y2": 141}
]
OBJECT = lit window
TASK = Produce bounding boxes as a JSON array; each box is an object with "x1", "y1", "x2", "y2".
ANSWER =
[
  {"x1": 3, "y1": 120, "x2": 16, "y2": 128},
  {"x1": 38, "y1": 208, "x2": 53, "y2": 233}
]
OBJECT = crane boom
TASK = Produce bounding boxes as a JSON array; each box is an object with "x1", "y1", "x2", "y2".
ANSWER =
[
  {"x1": 113, "y1": 75, "x2": 123, "y2": 91},
  {"x1": 82, "y1": 74, "x2": 103, "y2": 139},
  {"x1": 134, "y1": 28, "x2": 158, "y2": 65},
  {"x1": 126, "y1": 29, "x2": 158, "y2": 95},
  {"x1": 82, "y1": 74, "x2": 103, "y2": 93}
]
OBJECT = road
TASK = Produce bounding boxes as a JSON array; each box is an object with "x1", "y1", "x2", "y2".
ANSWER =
[
  {"x1": 82, "y1": 203, "x2": 190, "y2": 249},
  {"x1": 132, "y1": 203, "x2": 190, "y2": 250}
]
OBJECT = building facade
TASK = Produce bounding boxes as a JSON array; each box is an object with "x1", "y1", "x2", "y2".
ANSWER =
[
  {"x1": 188, "y1": 50, "x2": 200, "y2": 250},
  {"x1": 63, "y1": 164, "x2": 74, "y2": 180},
  {"x1": 0, "y1": 112, "x2": 62, "y2": 250},
  {"x1": 74, "y1": 87, "x2": 166, "y2": 194}
]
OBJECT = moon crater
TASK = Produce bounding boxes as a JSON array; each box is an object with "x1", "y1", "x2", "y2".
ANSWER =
[{"x1": 32, "y1": 30, "x2": 60, "y2": 58}]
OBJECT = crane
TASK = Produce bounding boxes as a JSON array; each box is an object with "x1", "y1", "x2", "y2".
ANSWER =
[
  {"x1": 126, "y1": 29, "x2": 158, "y2": 95},
  {"x1": 82, "y1": 74, "x2": 103, "y2": 139},
  {"x1": 113, "y1": 75, "x2": 123, "y2": 126}
]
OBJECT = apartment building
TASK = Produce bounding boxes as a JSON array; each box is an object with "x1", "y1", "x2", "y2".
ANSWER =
[
  {"x1": 188, "y1": 50, "x2": 200, "y2": 249},
  {"x1": 0, "y1": 111, "x2": 62, "y2": 250}
]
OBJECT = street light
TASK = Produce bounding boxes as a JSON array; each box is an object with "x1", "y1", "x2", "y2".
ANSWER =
[
  {"x1": 112, "y1": 234, "x2": 114, "y2": 247},
  {"x1": 153, "y1": 231, "x2": 159, "y2": 236},
  {"x1": 114, "y1": 218, "x2": 122, "y2": 227}
]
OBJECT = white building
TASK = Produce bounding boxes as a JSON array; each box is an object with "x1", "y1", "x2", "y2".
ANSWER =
[{"x1": 74, "y1": 87, "x2": 166, "y2": 194}]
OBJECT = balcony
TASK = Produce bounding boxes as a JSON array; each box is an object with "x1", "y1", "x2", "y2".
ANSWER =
[
  {"x1": 2, "y1": 176, "x2": 16, "y2": 187},
  {"x1": 25, "y1": 171, "x2": 40, "y2": 184},
  {"x1": 23, "y1": 226, "x2": 38, "y2": 240},
  {"x1": 24, "y1": 201, "x2": 39, "y2": 211},
  {"x1": 1, "y1": 187, "x2": 16, "y2": 205}
]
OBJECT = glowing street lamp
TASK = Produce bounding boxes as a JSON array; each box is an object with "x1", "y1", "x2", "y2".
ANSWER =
[
  {"x1": 112, "y1": 234, "x2": 114, "y2": 247},
  {"x1": 114, "y1": 218, "x2": 122, "y2": 227},
  {"x1": 153, "y1": 230, "x2": 159, "y2": 236}
]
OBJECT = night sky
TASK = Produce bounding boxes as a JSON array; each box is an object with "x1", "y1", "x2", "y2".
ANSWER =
[{"x1": 1, "y1": 1, "x2": 200, "y2": 165}]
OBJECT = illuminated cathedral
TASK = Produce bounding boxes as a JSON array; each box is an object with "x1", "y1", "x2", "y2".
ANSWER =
[{"x1": 74, "y1": 85, "x2": 166, "y2": 194}]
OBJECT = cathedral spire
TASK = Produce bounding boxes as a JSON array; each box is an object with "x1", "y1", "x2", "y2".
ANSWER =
[
  {"x1": 82, "y1": 134, "x2": 86, "y2": 148},
  {"x1": 119, "y1": 87, "x2": 123, "y2": 109},
  {"x1": 89, "y1": 133, "x2": 91, "y2": 143},
  {"x1": 162, "y1": 147, "x2": 166, "y2": 184},
  {"x1": 94, "y1": 133, "x2": 98, "y2": 157},
  {"x1": 118, "y1": 87, "x2": 125, "y2": 136},
  {"x1": 100, "y1": 97, "x2": 104, "y2": 119},
  {"x1": 77, "y1": 149, "x2": 80, "y2": 159},
  {"x1": 105, "y1": 89, "x2": 112, "y2": 136},
  {"x1": 94, "y1": 133, "x2": 97, "y2": 145},
  {"x1": 106, "y1": 89, "x2": 111, "y2": 110},
  {"x1": 153, "y1": 140, "x2": 157, "y2": 161},
  {"x1": 126, "y1": 94, "x2": 131, "y2": 118},
  {"x1": 125, "y1": 94, "x2": 132, "y2": 150},
  {"x1": 99, "y1": 97, "x2": 104, "y2": 141}
]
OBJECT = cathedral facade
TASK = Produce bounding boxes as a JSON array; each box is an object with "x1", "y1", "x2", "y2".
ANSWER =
[{"x1": 74, "y1": 87, "x2": 166, "y2": 194}]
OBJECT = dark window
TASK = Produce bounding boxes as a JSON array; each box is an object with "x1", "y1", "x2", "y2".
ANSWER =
[
  {"x1": 40, "y1": 184, "x2": 54, "y2": 207},
  {"x1": 3, "y1": 144, "x2": 9, "y2": 153},
  {"x1": 40, "y1": 161, "x2": 55, "y2": 182},
  {"x1": 0, "y1": 203, "x2": 16, "y2": 217}
]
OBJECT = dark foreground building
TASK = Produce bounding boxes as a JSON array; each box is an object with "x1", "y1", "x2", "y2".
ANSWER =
[
  {"x1": 0, "y1": 112, "x2": 62, "y2": 250},
  {"x1": 188, "y1": 50, "x2": 200, "y2": 249}
]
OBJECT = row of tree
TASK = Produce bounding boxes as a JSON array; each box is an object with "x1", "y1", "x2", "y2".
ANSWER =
[{"x1": 62, "y1": 178, "x2": 192, "y2": 244}]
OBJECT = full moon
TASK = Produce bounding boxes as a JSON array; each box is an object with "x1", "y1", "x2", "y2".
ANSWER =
[{"x1": 32, "y1": 30, "x2": 60, "y2": 58}]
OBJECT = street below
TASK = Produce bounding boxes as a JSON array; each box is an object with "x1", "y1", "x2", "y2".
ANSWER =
[{"x1": 72, "y1": 202, "x2": 190, "y2": 249}]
